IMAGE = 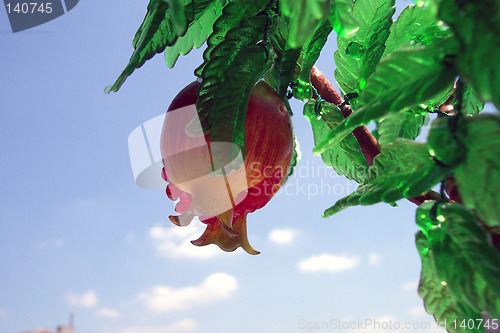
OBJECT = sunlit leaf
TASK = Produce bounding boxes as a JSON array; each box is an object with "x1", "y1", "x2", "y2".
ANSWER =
[
  {"x1": 324, "y1": 139, "x2": 448, "y2": 217},
  {"x1": 377, "y1": 109, "x2": 426, "y2": 146},
  {"x1": 279, "y1": 0, "x2": 330, "y2": 48},
  {"x1": 314, "y1": 38, "x2": 457, "y2": 155},
  {"x1": 383, "y1": 2, "x2": 449, "y2": 57},
  {"x1": 334, "y1": 0, "x2": 395, "y2": 104},
  {"x1": 329, "y1": 0, "x2": 359, "y2": 37},
  {"x1": 304, "y1": 100, "x2": 368, "y2": 183},
  {"x1": 416, "y1": 231, "x2": 485, "y2": 333}
]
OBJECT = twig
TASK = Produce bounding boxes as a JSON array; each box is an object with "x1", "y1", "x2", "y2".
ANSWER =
[
  {"x1": 309, "y1": 66, "x2": 440, "y2": 206},
  {"x1": 310, "y1": 67, "x2": 381, "y2": 165}
]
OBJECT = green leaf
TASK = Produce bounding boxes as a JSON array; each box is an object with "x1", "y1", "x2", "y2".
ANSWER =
[
  {"x1": 285, "y1": 134, "x2": 301, "y2": 181},
  {"x1": 165, "y1": 0, "x2": 227, "y2": 68},
  {"x1": 417, "y1": 202, "x2": 500, "y2": 318},
  {"x1": 314, "y1": 39, "x2": 458, "y2": 155},
  {"x1": 279, "y1": 0, "x2": 330, "y2": 48},
  {"x1": 427, "y1": 116, "x2": 466, "y2": 168},
  {"x1": 264, "y1": 17, "x2": 333, "y2": 103},
  {"x1": 329, "y1": 0, "x2": 359, "y2": 38},
  {"x1": 454, "y1": 114, "x2": 500, "y2": 227},
  {"x1": 323, "y1": 139, "x2": 448, "y2": 217},
  {"x1": 283, "y1": 19, "x2": 333, "y2": 101},
  {"x1": 438, "y1": 0, "x2": 500, "y2": 108},
  {"x1": 108, "y1": 0, "x2": 174, "y2": 93},
  {"x1": 297, "y1": 19, "x2": 333, "y2": 85},
  {"x1": 304, "y1": 100, "x2": 369, "y2": 183},
  {"x1": 262, "y1": 18, "x2": 295, "y2": 95},
  {"x1": 458, "y1": 82, "x2": 485, "y2": 116},
  {"x1": 167, "y1": 0, "x2": 187, "y2": 35},
  {"x1": 196, "y1": 14, "x2": 275, "y2": 163},
  {"x1": 416, "y1": 231, "x2": 485, "y2": 333},
  {"x1": 415, "y1": 0, "x2": 442, "y2": 17},
  {"x1": 377, "y1": 109, "x2": 426, "y2": 146},
  {"x1": 195, "y1": 0, "x2": 269, "y2": 77},
  {"x1": 333, "y1": 0, "x2": 395, "y2": 103},
  {"x1": 108, "y1": 0, "x2": 218, "y2": 93},
  {"x1": 383, "y1": 2, "x2": 449, "y2": 57},
  {"x1": 277, "y1": 48, "x2": 302, "y2": 98}
]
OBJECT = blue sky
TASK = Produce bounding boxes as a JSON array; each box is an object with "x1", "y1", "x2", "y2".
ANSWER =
[{"x1": 0, "y1": 1, "x2": 463, "y2": 332}]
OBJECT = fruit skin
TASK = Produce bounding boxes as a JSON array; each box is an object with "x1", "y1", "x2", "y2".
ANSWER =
[{"x1": 160, "y1": 80, "x2": 293, "y2": 254}]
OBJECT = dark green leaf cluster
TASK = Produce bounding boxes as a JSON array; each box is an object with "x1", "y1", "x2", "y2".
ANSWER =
[
  {"x1": 416, "y1": 202, "x2": 500, "y2": 325},
  {"x1": 416, "y1": 230, "x2": 484, "y2": 333},
  {"x1": 428, "y1": 114, "x2": 500, "y2": 227},
  {"x1": 438, "y1": 0, "x2": 500, "y2": 109}
]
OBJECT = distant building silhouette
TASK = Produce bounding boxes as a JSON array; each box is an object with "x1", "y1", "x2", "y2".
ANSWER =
[
  {"x1": 22, "y1": 313, "x2": 74, "y2": 333},
  {"x1": 56, "y1": 326, "x2": 74, "y2": 333}
]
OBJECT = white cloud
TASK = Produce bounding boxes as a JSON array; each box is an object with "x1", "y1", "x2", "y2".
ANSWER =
[
  {"x1": 0, "y1": 308, "x2": 6, "y2": 316},
  {"x1": 401, "y1": 281, "x2": 418, "y2": 291},
  {"x1": 137, "y1": 273, "x2": 238, "y2": 312},
  {"x1": 298, "y1": 253, "x2": 360, "y2": 273},
  {"x1": 268, "y1": 228, "x2": 298, "y2": 245},
  {"x1": 121, "y1": 319, "x2": 198, "y2": 333},
  {"x1": 65, "y1": 290, "x2": 98, "y2": 308},
  {"x1": 96, "y1": 308, "x2": 120, "y2": 318},
  {"x1": 368, "y1": 252, "x2": 381, "y2": 266},
  {"x1": 149, "y1": 223, "x2": 221, "y2": 259},
  {"x1": 408, "y1": 306, "x2": 427, "y2": 317}
]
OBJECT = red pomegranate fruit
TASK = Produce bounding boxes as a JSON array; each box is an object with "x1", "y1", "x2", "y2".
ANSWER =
[{"x1": 160, "y1": 80, "x2": 293, "y2": 254}]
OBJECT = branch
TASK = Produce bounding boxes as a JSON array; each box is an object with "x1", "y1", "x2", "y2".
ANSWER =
[
  {"x1": 310, "y1": 66, "x2": 381, "y2": 165},
  {"x1": 309, "y1": 66, "x2": 440, "y2": 206}
]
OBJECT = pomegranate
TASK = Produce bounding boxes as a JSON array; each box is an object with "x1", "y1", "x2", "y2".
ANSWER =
[{"x1": 160, "y1": 80, "x2": 293, "y2": 254}]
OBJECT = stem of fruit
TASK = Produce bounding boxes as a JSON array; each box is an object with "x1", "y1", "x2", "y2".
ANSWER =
[{"x1": 310, "y1": 66, "x2": 440, "y2": 206}]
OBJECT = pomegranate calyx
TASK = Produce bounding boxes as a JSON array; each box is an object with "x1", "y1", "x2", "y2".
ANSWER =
[{"x1": 191, "y1": 213, "x2": 260, "y2": 255}]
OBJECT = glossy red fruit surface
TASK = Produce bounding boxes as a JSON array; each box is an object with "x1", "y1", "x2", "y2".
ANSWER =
[{"x1": 160, "y1": 80, "x2": 293, "y2": 254}]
